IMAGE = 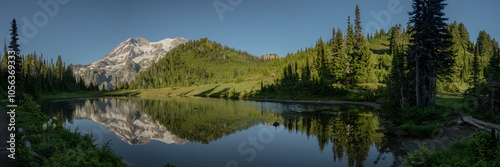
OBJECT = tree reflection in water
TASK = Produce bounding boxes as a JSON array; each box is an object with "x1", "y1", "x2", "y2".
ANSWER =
[
  {"x1": 41, "y1": 97, "x2": 404, "y2": 166},
  {"x1": 278, "y1": 106, "x2": 388, "y2": 167}
]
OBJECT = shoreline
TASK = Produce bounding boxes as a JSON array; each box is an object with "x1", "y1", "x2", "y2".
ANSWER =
[
  {"x1": 39, "y1": 91, "x2": 382, "y2": 110},
  {"x1": 238, "y1": 97, "x2": 381, "y2": 109},
  {"x1": 189, "y1": 95, "x2": 382, "y2": 109}
]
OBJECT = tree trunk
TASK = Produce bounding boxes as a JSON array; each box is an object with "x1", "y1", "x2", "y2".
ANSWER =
[
  {"x1": 400, "y1": 85, "x2": 405, "y2": 111},
  {"x1": 416, "y1": 58, "x2": 421, "y2": 106},
  {"x1": 429, "y1": 70, "x2": 436, "y2": 109}
]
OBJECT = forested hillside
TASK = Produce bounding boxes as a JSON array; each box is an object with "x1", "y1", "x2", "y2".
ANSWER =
[{"x1": 127, "y1": 38, "x2": 271, "y2": 89}]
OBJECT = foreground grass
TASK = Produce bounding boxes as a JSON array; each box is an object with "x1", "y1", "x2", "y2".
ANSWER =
[
  {"x1": 15, "y1": 99, "x2": 125, "y2": 167},
  {"x1": 387, "y1": 91, "x2": 464, "y2": 136},
  {"x1": 403, "y1": 91, "x2": 500, "y2": 166},
  {"x1": 436, "y1": 91, "x2": 465, "y2": 111},
  {"x1": 404, "y1": 131, "x2": 500, "y2": 167}
]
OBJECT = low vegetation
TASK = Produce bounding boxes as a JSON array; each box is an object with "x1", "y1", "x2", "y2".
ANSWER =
[
  {"x1": 15, "y1": 97, "x2": 125, "y2": 166},
  {"x1": 404, "y1": 131, "x2": 500, "y2": 167}
]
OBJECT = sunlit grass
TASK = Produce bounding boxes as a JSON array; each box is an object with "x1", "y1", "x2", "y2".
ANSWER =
[
  {"x1": 41, "y1": 91, "x2": 105, "y2": 100},
  {"x1": 436, "y1": 91, "x2": 465, "y2": 110},
  {"x1": 107, "y1": 81, "x2": 262, "y2": 98}
]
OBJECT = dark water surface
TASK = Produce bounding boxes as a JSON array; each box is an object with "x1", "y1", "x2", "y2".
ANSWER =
[{"x1": 40, "y1": 97, "x2": 403, "y2": 167}]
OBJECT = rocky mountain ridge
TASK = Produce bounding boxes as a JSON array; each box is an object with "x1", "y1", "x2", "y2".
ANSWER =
[{"x1": 73, "y1": 37, "x2": 188, "y2": 89}]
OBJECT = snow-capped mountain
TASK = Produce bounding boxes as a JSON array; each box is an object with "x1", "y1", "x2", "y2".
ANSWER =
[{"x1": 73, "y1": 37, "x2": 188, "y2": 90}]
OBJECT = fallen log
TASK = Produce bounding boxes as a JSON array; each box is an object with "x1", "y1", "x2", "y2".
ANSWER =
[{"x1": 459, "y1": 111, "x2": 500, "y2": 139}]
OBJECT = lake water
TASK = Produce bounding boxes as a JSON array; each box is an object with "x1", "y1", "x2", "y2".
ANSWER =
[{"x1": 40, "y1": 97, "x2": 403, "y2": 167}]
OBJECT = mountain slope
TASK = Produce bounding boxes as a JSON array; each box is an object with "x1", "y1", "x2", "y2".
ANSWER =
[
  {"x1": 73, "y1": 37, "x2": 188, "y2": 90},
  {"x1": 129, "y1": 38, "x2": 273, "y2": 88}
]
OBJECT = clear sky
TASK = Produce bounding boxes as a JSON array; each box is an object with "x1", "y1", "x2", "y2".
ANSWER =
[{"x1": 1, "y1": 0, "x2": 499, "y2": 65}]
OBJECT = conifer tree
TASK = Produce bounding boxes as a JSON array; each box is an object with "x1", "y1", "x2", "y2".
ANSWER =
[
  {"x1": 408, "y1": 0, "x2": 454, "y2": 108},
  {"x1": 351, "y1": 4, "x2": 373, "y2": 84},
  {"x1": 9, "y1": 18, "x2": 24, "y2": 99},
  {"x1": 315, "y1": 38, "x2": 330, "y2": 78},
  {"x1": 458, "y1": 23, "x2": 470, "y2": 49},
  {"x1": 354, "y1": 4, "x2": 363, "y2": 48},
  {"x1": 387, "y1": 24, "x2": 408, "y2": 110},
  {"x1": 9, "y1": 19, "x2": 20, "y2": 54},
  {"x1": 477, "y1": 30, "x2": 496, "y2": 79},
  {"x1": 331, "y1": 27, "x2": 336, "y2": 46},
  {"x1": 1, "y1": 41, "x2": 7, "y2": 71},
  {"x1": 301, "y1": 60, "x2": 311, "y2": 84},
  {"x1": 454, "y1": 22, "x2": 471, "y2": 83},
  {"x1": 56, "y1": 55, "x2": 64, "y2": 80},
  {"x1": 446, "y1": 22, "x2": 461, "y2": 82},
  {"x1": 487, "y1": 48, "x2": 500, "y2": 82},
  {"x1": 332, "y1": 28, "x2": 347, "y2": 82},
  {"x1": 346, "y1": 16, "x2": 355, "y2": 84}
]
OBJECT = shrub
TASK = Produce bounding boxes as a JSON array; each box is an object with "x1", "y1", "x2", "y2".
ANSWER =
[
  {"x1": 398, "y1": 122, "x2": 441, "y2": 137},
  {"x1": 404, "y1": 131, "x2": 500, "y2": 166}
]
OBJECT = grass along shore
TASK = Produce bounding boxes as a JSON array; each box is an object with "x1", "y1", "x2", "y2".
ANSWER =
[{"x1": 9, "y1": 98, "x2": 126, "y2": 166}]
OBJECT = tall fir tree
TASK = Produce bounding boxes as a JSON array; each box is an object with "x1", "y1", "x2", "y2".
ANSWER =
[
  {"x1": 477, "y1": 30, "x2": 496, "y2": 79},
  {"x1": 9, "y1": 19, "x2": 20, "y2": 54},
  {"x1": 408, "y1": 0, "x2": 454, "y2": 108},
  {"x1": 458, "y1": 23, "x2": 470, "y2": 49},
  {"x1": 315, "y1": 38, "x2": 330, "y2": 78},
  {"x1": 351, "y1": 4, "x2": 373, "y2": 84},
  {"x1": 301, "y1": 59, "x2": 311, "y2": 84},
  {"x1": 9, "y1": 18, "x2": 24, "y2": 101},
  {"x1": 56, "y1": 55, "x2": 64, "y2": 80},
  {"x1": 332, "y1": 28, "x2": 347, "y2": 83},
  {"x1": 445, "y1": 22, "x2": 461, "y2": 82},
  {"x1": 457, "y1": 22, "x2": 471, "y2": 83},
  {"x1": 346, "y1": 16, "x2": 355, "y2": 84},
  {"x1": 354, "y1": 4, "x2": 363, "y2": 48}
]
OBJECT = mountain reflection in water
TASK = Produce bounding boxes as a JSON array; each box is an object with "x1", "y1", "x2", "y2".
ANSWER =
[{"x1": 41, "y1": 97, "x2": 403, "y2": 167}]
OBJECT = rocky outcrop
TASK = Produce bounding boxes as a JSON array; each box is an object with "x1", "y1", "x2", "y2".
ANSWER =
[{"x1": 260, "y1": 54, "x2": 279, "y2": 61}]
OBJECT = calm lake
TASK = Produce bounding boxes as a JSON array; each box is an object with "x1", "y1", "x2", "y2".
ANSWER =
[{"x1": 40, "y1": 97, "x2": 404, "y2": 167}]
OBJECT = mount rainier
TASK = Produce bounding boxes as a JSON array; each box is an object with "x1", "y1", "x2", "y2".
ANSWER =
[{"x1": 73, "y1": 37, "x2": 188, "y2": 89}]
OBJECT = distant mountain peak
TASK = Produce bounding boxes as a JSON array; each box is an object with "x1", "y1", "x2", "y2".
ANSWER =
[{"x1": 73, "y1": 37, "x2": 188, "y2": 90}]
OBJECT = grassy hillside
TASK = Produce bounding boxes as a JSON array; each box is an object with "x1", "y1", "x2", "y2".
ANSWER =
[{"x1": 128, "y1": 38, "x2": 272, "y2": 89}]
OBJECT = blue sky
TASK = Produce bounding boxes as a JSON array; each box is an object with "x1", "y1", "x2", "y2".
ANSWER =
[{"x1": 1, "y1": 0, "x2": 499, "y2": 65}]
